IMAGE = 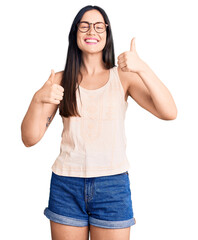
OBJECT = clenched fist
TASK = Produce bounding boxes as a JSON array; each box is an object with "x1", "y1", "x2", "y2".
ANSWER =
[{"x1": 36, "y1": 69, "x2": 64, "y2": 105}]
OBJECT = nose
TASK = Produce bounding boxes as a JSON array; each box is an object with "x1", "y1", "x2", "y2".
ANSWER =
[{"x1": 88, "y1": 23, "x2": 96, "y2": 34}]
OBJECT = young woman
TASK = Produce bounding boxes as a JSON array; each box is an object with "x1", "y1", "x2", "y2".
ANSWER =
[{"x1": 21, "y1": 5, "x2": 177, "y2": 240}]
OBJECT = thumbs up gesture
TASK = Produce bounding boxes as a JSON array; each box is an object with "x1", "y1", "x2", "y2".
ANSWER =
[
  {"x1": 117, "y1": 37, "x2": 144, "y2": 73},
  {"x1": 37, "y1": 69, "x2": 64, "y2": 105}
]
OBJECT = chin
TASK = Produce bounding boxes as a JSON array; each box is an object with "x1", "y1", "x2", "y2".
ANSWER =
[{"x1": 83, "y1": 47, "x2": 104, "y2": 54}]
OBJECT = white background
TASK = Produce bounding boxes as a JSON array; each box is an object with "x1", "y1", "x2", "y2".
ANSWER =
[{"x1": 1, "y1": 0, "x2": 198, "y2": 239}]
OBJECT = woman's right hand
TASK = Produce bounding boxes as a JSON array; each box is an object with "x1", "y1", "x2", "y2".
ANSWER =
[{"x1": 35, "y1": 69, "x2": 64, "y2": 105}]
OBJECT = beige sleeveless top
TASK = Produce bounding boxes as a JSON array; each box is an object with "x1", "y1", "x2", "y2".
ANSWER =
[{"x1": 51, "y1": 66, "x2": 130, "y2": 178}]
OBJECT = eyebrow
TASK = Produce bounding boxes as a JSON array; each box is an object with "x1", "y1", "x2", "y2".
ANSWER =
[{"x1": 80, "y1": 21, "x2": 105, "y2": 24}]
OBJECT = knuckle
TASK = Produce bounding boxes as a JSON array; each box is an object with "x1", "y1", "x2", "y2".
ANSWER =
[
  {"x1": 48, "y1": 97, "x2": 53, "y2": 103},
  {"x1": 52, "y1": 84, "x2": 56, "y2": 89}
]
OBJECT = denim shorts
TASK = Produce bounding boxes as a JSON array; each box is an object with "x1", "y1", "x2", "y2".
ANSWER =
[{"x1": 44, "y1": 171, "x2": 136, "y2": 229}]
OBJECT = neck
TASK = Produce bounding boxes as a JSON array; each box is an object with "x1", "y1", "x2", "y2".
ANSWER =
[{"x1": 80, "y1": 52, "x2": 106, "y2": 75}]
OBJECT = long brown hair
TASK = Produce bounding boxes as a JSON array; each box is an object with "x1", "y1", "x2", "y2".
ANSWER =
[{"x1": 59, "y1": 5, "x2": 115, "y2": 118}]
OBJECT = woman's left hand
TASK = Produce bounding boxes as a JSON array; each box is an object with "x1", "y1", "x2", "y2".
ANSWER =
[{"x1": 117, "y1": 37, "x2": 145, "y2": 73}]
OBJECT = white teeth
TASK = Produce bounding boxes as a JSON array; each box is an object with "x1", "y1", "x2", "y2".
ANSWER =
[{"x1": 85, "y1": 39, "x2": 98, "y2": 43}]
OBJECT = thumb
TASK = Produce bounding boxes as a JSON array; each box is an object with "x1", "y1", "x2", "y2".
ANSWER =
[
  {"x1": 130, "y1": 37, "x2": 136, "y2": 52},
  {"x1": 48, "y1": 69, "x2": 55, "y2": 84}
]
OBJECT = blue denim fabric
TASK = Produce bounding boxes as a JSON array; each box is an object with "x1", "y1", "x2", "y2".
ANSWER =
[{"x1": 44, "y1": 171, "x2": 136, "y2": 229}]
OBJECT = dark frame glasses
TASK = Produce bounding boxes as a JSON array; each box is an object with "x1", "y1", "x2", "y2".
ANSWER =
[{"x1": 77, "y1": 21, "x2": 108, "y2": 33}]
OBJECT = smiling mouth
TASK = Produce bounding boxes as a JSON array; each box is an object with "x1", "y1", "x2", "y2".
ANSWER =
[
  {"x1": 85, "y1": 42, "x2": 98, "y2": 45},
  {"x1": 84, "y1": 39, "x2": 99, "y2": 44}
]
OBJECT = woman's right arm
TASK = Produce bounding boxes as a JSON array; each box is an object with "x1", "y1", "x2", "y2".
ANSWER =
[{"x1": 21, "y1": 70, "x2": 64, "y2": 147}]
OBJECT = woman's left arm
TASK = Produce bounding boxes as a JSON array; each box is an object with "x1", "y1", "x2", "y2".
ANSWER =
[{"x1": 117, "y1": 37, "x2": 177, "y2": 120}]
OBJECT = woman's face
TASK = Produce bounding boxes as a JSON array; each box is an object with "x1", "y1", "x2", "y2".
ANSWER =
[{"x1": 77, "y1": 10, "x2": 107, "y2": 54}]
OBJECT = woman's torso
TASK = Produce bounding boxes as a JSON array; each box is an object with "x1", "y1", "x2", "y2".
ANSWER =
[
  {"x1": 77, "y1": 67, "x2": 129, "y2": 102},
  {"x1": 52, "y1": 66, "x2": 130, "y2": 177}
]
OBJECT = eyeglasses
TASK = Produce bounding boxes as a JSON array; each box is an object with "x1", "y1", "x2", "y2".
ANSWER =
[{"x1": 77, "y1": 21, "x2": 108, "y2": 33}]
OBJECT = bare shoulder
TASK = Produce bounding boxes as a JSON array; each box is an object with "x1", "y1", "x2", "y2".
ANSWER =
[
  {"x1": 54, "y1": 70, "x2": 64, "y2": 85},
  {"x1": 117, "y1": 66, "x2": 164, "y2": 119},
  {"x1": 117, "y1": 66, "x2": 141, "y2": 97}
]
